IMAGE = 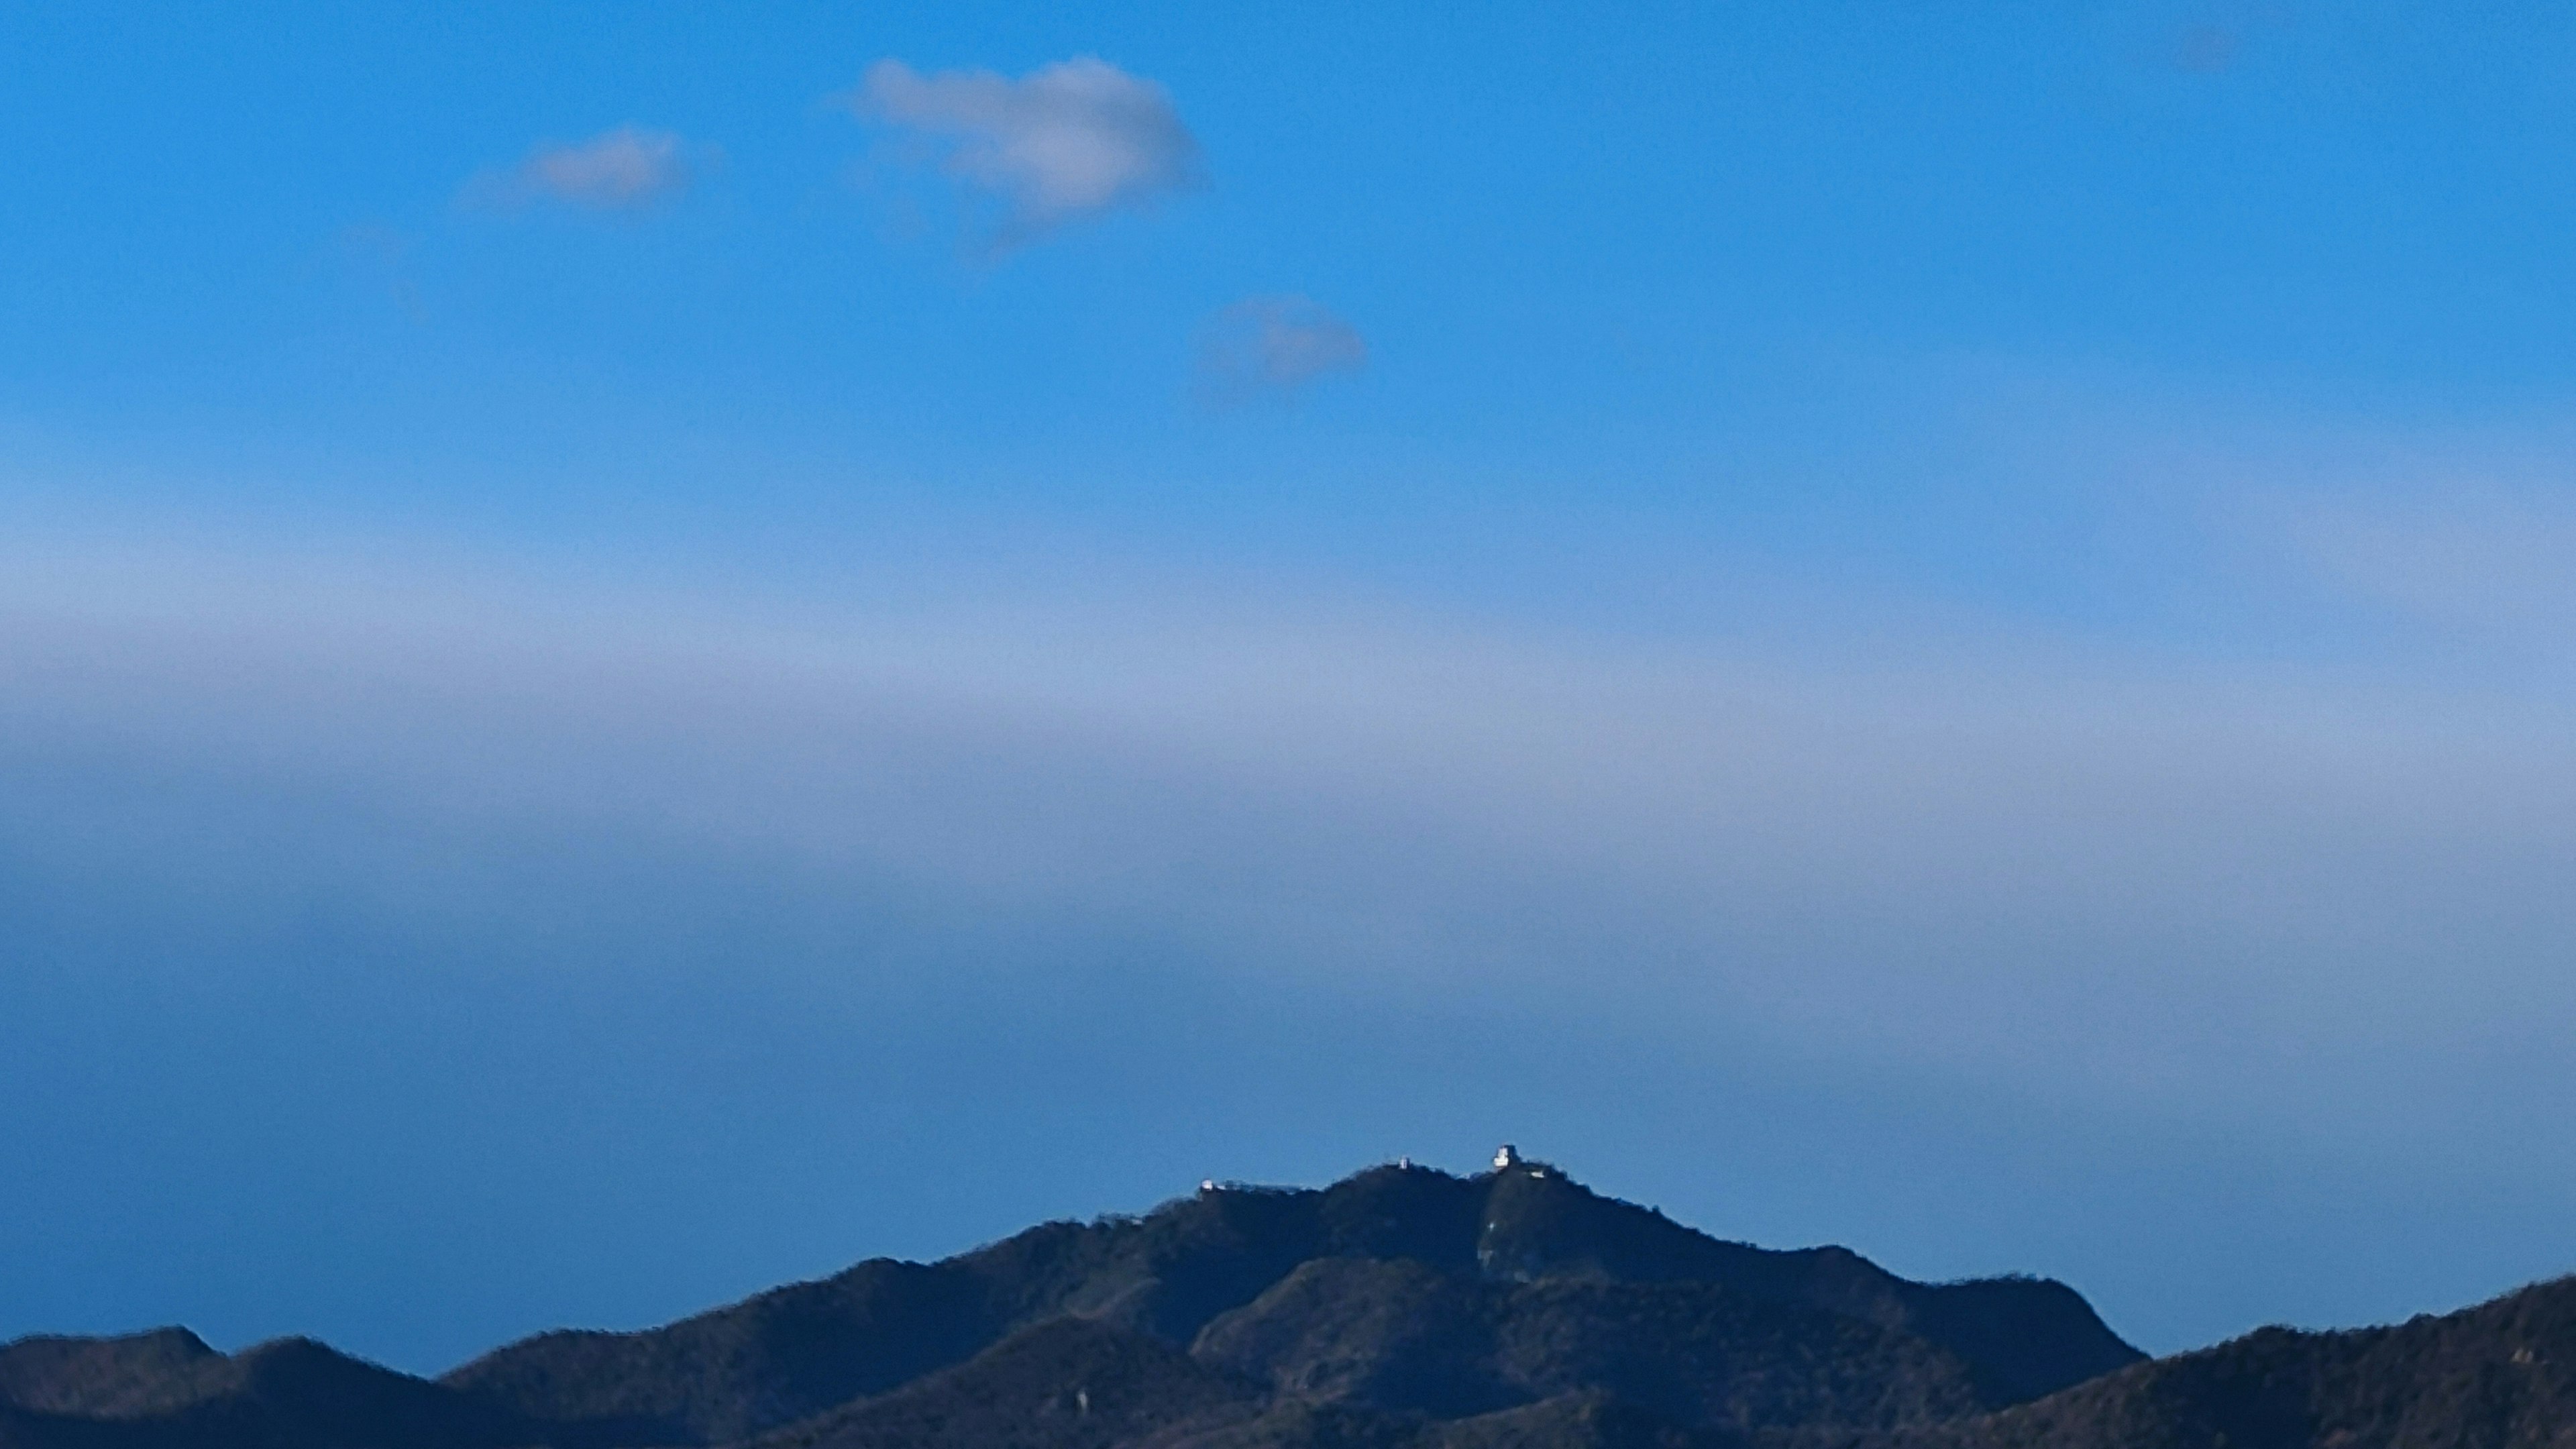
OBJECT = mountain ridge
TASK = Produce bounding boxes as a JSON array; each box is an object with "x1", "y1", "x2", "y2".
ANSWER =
[
  {"x1": 433, "y1": 1157, "x2": 2135, "y2": 1442},
  {"x1": 5, "y1": 1153, "x2": 2560, "y2": 1449}
]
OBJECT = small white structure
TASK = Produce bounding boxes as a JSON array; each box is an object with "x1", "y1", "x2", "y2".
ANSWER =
[
  {"x1": 1201, "y1": 1179, "x2": 1217, "y2": 1193},
  {"x1": 1493, "y1": 1144, "x2": 1519, "y2": 1170}
]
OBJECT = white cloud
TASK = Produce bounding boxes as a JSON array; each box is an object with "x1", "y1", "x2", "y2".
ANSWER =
[
  {"x1": 848, "y1": 57, "x2": 1201, "y2": 244},
  {"x1": 1195, "y1": 296, "x2": 1368, "y2": 402},
  {"x1": 473, "y1": 125, "x2": 701, "y2": 211}
]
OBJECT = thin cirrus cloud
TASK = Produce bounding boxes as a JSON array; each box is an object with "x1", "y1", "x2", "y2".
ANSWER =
[
  {"x1": 1195, "y1": 296, "x2": 1368, "y2": 403},
  {"x1": 466, "y1": 125, "x2": 704, "y2": 211},
  {"x1": 845, "y1": 57, "x2": 1203, "y2": 246}
]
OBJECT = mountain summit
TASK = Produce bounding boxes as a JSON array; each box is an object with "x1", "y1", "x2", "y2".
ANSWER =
[
  {"x1": 439, "y1": 1152, "x2": 2139, "y2": 1444},
  {"x1": 4, "y1": 1154, "x2": 2566, "y2": 1448}
]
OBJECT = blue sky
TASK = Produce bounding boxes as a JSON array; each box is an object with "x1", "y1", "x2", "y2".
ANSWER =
[{"x1": 9, "y1": 0, "x2": 2576, "y2": 1377}]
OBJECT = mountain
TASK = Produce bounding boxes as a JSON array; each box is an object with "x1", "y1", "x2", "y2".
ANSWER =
[
  {"x1": 38, "y1": 1150, "x2": 2565, "y2": 1449},
  {"x1": 438, "y1": 1157, "x2": 2137, "y2": 1444},
  {"x1": 0, "y1": 1332, "x2": 645, "y2": 1449},
  {"x1": 0, "y1": 1330, "x2": 225, "y2": 1419},
  {"x1": 1790, "y1": 1273, "x2": 2576, "y2": 1449}
]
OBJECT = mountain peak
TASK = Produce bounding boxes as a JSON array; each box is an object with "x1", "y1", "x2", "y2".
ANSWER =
[
  {"x1": 426, "y1": 1154, "x2": 2139, "y2": 1446},
  {"x1": 0, "y1": 1157, "x2": 2173, "y2": 1449}
]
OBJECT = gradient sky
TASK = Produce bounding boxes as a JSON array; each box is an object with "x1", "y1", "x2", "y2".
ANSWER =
[{"x1": 9, "y1": 0, "x2": 2576, "y2": 1378}]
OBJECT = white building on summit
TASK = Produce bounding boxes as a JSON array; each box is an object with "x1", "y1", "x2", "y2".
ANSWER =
[{"x1": 1493, "y1": 1144, "x2": 1519, "y2": 1170}]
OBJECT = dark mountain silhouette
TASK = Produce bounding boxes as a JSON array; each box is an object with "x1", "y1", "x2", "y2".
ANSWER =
[
  {"x1": 0, "y1": 1330, "x2": 225, "y2": 1418},
  {"x1": 0, "y1": 1332, "x2": 647, "y2": 1449},
  {"x1": 4, "y1": 1153, "x2": 2562, "y2": 1448},
  {"x1": 439, "y1": 1158, "x2": 2135, "y2": 1444},
  {"x1": 1790, "y1": 1273, "x2": 2576, "y2": 1449}
]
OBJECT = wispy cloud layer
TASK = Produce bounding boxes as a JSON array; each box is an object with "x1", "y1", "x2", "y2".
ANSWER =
[
  {"x1": 9, "y1": 479, "x2": 2576, "y2": 1360},
  {"x1": 847, "y1": 58, "x2": 1202, "y2": 245},
  {"x1": 7, "y1": 511, "x2": 2574, "y2": 1119},
  {"x1": 1195, "y1": 296, "x2": 1368, "y2": 403},
  {"x1": 469, "y1": 125, "x2": 703, "y2": 211}
]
